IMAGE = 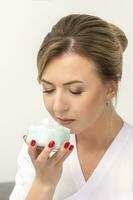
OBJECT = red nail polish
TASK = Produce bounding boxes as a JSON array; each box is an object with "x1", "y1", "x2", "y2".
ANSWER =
[
  {"x1": 31, "y1": 140, "x2": 36, "y2": 146},
  {"x1": 69, "y1": 145, "x2": 74, "y2": 151},
  {"x1": 64, "y1": 142, "x2": 70, "y2": 149},
  {"x1": 48, "y1": 141, "x2": 55, "y2": 148}
]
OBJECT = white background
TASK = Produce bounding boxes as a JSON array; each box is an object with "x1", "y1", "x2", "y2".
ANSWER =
[{"x1": 0, "y1": 0, "x2": 133, "y2": 182}]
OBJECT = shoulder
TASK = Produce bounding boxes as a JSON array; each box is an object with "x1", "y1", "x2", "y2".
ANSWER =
[
  {"x1": 123, "y1": 121, "x2": 133, "y2": 155},
  {"x1": 124, "y1": 121, "x2": 133, "y2": 137}
]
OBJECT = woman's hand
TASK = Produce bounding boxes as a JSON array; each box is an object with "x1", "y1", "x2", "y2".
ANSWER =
[{"x1": 24, "y1": 136, "x2": 74, "y2": 189}]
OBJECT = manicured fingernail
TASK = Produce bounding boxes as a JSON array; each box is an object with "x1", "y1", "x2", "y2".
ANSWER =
[
  {"x1": 69, "y1": 145, "x2": 74, "y2": 151},
  {"x1": 48, "y1": 140, "x2": 55, "y2": 148},
  {"x1": 31, "y1": 140, "x2": 36, "y2": 146},
  {"x1": 64, "y1": 142, "x2": 70, "y2": 149}
]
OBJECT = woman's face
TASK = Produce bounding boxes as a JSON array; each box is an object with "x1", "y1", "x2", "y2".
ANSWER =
[{"x1": 41, "y1": 53, "x2": 109, "y2": 134}]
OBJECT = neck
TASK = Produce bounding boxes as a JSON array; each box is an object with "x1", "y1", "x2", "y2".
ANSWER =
[{"x1": 76, "y1": 107, "x2": 123, "y2": 152}]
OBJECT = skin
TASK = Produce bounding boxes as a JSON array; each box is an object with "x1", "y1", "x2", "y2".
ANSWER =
[
  {"x1": 41, "y1": 53, "x2": 123, "y2": 151},
  {"x1": 26, "y1": 53, "x2": 123, "y2": 199}
]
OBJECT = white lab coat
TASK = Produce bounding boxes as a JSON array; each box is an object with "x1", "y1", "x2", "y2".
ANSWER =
[{"x1": 10, "y1": 121, "x2": 133, "y2": 200}]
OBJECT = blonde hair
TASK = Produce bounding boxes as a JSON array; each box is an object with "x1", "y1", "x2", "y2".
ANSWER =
[{"x1": 37, "y1": 14, "x2": 128, "y2": 84}]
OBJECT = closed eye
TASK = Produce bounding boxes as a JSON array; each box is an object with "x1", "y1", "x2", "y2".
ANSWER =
[
  {"x1": 42, "y1": 89, "x2": 82, "y2": 96},
  {"x1": 43, "y1": 90, "x2": 54, "y2": 94}
]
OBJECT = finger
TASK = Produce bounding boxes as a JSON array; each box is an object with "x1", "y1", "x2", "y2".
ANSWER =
[
  {"x1": 23, "y1": 135, "x2": 44, "y2": 156},
  {"x1": 57, "y1": 144, "x2": 74, "y2": 164},
  {"x1": 37, "y1": 140, "x2": 55, "y2": 162},
  {"x1": 50, "y1": 141, "x2": 73, "y2": 164},
  {"x1": 50, "y1": 141, "x2": 70, "y2": 161},
  {"x1": 28, "y1": 140, "x2": 38, "y2": 163}
]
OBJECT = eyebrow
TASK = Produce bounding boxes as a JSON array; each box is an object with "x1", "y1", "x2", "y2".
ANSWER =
[{"x1": 41, "y1": 79, "x2": 84, "y2": 86}]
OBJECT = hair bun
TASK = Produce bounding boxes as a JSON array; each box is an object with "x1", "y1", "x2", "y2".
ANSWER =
[{"x1": 109, "y1": 23, "x2": 128, "y2": 52}]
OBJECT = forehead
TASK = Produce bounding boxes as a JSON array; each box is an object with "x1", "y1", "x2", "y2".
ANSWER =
[{"x1": 41, "y1": 53, "x2": 99, "y2": 83}]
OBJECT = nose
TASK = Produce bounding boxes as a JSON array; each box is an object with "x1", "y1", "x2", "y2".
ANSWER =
[{"x1": 53, "y1": 91, "x2": 69, "y2": 114}]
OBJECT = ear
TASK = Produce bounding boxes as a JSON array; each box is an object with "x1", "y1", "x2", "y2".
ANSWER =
[{"x1": 105, "y1": 80, "x2": 118, "y2": 101}]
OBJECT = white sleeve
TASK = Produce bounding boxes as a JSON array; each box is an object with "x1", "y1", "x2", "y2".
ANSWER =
[{"x1": 9, "y1": 143, "x2": 35, "y2": 200}]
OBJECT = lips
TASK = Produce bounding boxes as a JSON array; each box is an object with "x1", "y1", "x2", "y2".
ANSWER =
[
  {"x1": 58, "y1": 118, "x2": 75, "y2": 121},
  {"x1": 57, "y1": 118, "x2": 75, "y2": 125}
]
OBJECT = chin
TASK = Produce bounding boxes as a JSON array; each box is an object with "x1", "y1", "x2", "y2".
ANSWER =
[{"x1": 69, "y1": 126, "x2": 82, "y2": 135}]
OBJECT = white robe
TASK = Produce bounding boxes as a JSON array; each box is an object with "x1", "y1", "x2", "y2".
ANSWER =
[{"x1": 10, "y1": 121, "x2": 133, "y2": 200}]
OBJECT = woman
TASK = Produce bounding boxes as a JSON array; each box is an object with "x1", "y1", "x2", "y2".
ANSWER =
[{"x1": 10, "y1": 14, "x2": 133, "y2": 200}]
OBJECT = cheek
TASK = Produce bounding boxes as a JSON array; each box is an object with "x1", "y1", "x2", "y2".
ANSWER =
[
  {"x1": 43, "y1": 96, "x2": 53, "y2": 113},
  {"x1": 71, "y1": 93, "x2": 105, "y2": 133},
  {"x1": 75, "y1": 91, "x2": 106, "y2": 118}
]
